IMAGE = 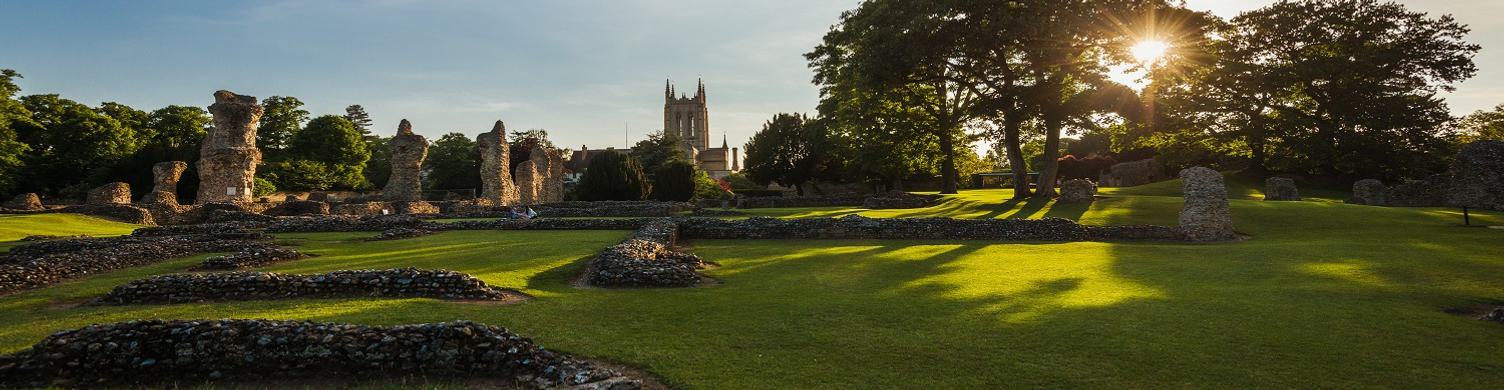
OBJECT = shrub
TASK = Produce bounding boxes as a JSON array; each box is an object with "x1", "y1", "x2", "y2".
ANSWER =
[
  {"x1": 649, "y1": 160, "x2": 697, "y2": 202},
  {"x1": 695, "y1": 171, "x2": 732, "y2": 200},
  {"x1": 261, "y1": 160, "x2": 360, "y2": 191},
  {"x1": 252, "y1": 177, "x2": 276, "y2": 197},
  {"x1": 575, "y1": 151, "x2": 649, "y2": 201}
]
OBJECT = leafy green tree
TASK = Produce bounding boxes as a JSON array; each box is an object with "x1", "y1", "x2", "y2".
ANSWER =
[
  {"x1": 649, "y1": 159, "x2": 697, "y2": 202},
  {"x1": 1167, "y1": 0, "x2": 1477, "y2": 180},
  {"x1": 261, "y1": 160, "x2": 343, "y2": 191},
  {"x1": 424, "y1": 132, "x2": 480, "y2": 191},
  {"x1": 285, "y1": 115, "x2": 369, "y2": 189},
  {"x1": 575, "y1": 151, "x2": 649, "y2": 201},
  {"x1": 107, "y1": 105, "x2": 210, "y2": 199},
  {"x1": 630, "y1": 130, "x2": 689, "y2": 179},
  {"x1": 510, "y1": 129, "x2": 556, "y2": 150},
  {"x1": 508, "y1": 129, "x2": 554, "y2": 173},
  {"x1": 742, "y1": 113, "x2": 841, "y2": 194},
  {"x1": 96, "y1": 102, "x2": 148, "y2": 142},
  {"x1": 142, "y1": 105, "x2": 209, "y2": 160},
  {"x1": 808, "y1": 1, "x2": 985, "y2": 194},
  {"x1": 363, "y1": 135, "x2": 392, "y2": 189},
  {"x1": 1458, "y1": 104, "x2": 1504, "y2": 143},
  {"x1": 344, "y1": 104, "x2": 373, "y2": 138},
  {"x1": 0, "y1": 70, "x2": 33, "y2": 194},
  {"x1": 15, "y1": 94, "x2": 138, "y2": 194},
  {"x1": 258, "y1": 96, "x2": 308, "y2": 161}
]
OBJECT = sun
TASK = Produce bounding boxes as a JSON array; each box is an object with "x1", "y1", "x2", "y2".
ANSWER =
[{"x1": 1130, "y1": 40, "x2": 1170, "y2": 64}]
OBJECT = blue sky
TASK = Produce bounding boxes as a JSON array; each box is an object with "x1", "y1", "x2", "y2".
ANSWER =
[{"x1": 3, "y1": 0, "x2": 1500, "y2": 152}]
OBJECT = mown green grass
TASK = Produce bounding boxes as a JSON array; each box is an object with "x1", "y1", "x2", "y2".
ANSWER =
[
  {"x1": 0, "y1": 214, "x2": 141, "y2": 251},
  {"x1": 1, "y1": 191, "x2": 1502, "y2": 388}
]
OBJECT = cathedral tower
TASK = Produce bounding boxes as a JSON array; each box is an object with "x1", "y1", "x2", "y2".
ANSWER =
[{"x1": 663, "y1": 78, "x2": 711, "y2": 157}]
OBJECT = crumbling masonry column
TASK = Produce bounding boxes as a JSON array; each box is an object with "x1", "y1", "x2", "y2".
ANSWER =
[
  {"x1": 477, "y1": 120, "x2": 519, "y2": 205},
  {"x1": 196, "y1": 91, "x2": 263, "y2": 204},
  {"x1": 383, "y1": 119, "x2": 428, "y2": 201}
]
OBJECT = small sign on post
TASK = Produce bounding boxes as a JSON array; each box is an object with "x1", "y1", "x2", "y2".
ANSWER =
[{"x1": 226, "y1": 187, "x2": 238, "y2": 196}]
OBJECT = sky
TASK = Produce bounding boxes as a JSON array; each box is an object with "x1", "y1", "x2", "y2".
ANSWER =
[{"x1": 2, "y1": 0, "x2": 1501, "y2": 153}]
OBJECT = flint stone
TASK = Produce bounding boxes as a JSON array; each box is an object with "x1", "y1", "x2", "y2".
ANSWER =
[
  {"x1": 1264, "y1": 177, "x2": 1300, "y2": 201},
  {"x1": 1100, "y1": 158, "x2": 1167, "y2": 187},
  {"x1": 197, "y1": 91, "x2": 262, "y2": 204},
  {"x1": 152, "y1": 161, "x2": 187, "y2": 193},
  {"x1": 383, "y1": 119, "x2": 428, "y2": 202},
  {"x1": 86, "y1": 182, "x2": 131, "y2": 205},
  {"x1": 1177, "y1": 167, "x2": 1235, "y2": 242},
  {"x1": 1446, "y1": 140, "x2": 1504, "y2": 211},
  {"x1": 1348, "y1": 179, "x2": 1387, "y2": 206},
  {"x1": 0, "y1": 319, "x2": 636, "y2": 389},
  {"x1": 4, "y1": 193, "x2": 43, "y2": 210},
  {"x1": 1058, "y1": 179, "x2": 1097, "y2": 203}
]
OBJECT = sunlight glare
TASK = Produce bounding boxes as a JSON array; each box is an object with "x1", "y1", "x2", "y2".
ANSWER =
[{"x1": 1131, "y1": 40, "x2": 1170, "y2": 64}]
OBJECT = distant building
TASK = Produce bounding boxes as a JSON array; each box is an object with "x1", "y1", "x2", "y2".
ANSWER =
[
  {"x1": 664, "y1": 78, "x2": 739, "y2": 179},
  {"x1": 570, "y1": 78, "x2": 741, "y2": 179}
]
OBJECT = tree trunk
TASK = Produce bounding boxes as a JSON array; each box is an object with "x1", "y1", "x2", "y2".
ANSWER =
[
  {"x1": 937, "y1": 128, "x2": 958, "y2": 194},
  {"x1": 1246, "y1": 133, "x2": 1269, "y2": 176},
  {"x1": 1034, "y1": 116, "x2": 1062, "y2": 199},
  {"x1": 1003, "y1": 115, "x2": 1030, "y2": 199}
]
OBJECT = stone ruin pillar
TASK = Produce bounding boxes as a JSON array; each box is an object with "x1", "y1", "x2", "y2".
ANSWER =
[
  {"x1": 382, "y1": 119, "x2": 428, "y2": 202},
  {"x1": 546, "y1": 149, "x2": 564, "y2": 203},
  {"x1": 1178, "y1": 167, "x2": 1235, "y2": 242},
  {"x1": 86, "y1": 182, "x2": 132, "y2": 205},
  {"x1": 196, "y1": 91, "x2": 262, "y2": 204},
  {"x1": 515, "y1": 146, "x2": 545, "y2": 205},
  {"x1": 142, "y1": 161, "x2": 187, "y2": 205},
  {"x1": 477, "y1": 120, "x2": 518, "y2": 206},
  {"x1": 1263, "y1": 177, "x2": 1300, "y2": 201}
]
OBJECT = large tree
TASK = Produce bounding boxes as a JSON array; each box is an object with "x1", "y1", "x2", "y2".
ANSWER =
[
  {"x1": 1457, "y1": 104, "x2": 1504, "y2": 143},
  {"x1": 1167, "y1": 0, "x2": 1477, "y2": 180},
  {"x1": 630, "y1": 130, "x2": 689, "y2": 180},
  {"x1": 275, "y1": 115, "x2": 370, "y2": 190},
  {"x1": 258, "y1": 96, "x2": 309, "y2": 161},
  {"x1": 14, "y1": 94, "x2": 138, "y2": 194},
  {"x1": 808, "y1": 0, "x2": 983, "y2": 194},
  {"x1": 423, "y1": 132, "x2": 480, "y2": 192},
  {"x1": 343, "y1": 104, "x2": 373, "y2": 138},
  {"x1": 0, "y1": 70, "x2": 33, "y2": 194},
  {"x1": 742, "y1": 113, "x2": 840, "y2": 194}
]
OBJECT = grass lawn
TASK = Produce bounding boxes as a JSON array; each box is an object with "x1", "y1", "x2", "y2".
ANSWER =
[
  {"x1": 0, "y1": 214, "x2": 141, "y2": 252},
  {"x1": 1, "y1": 186, "x2": 1502, "y2": 388}
]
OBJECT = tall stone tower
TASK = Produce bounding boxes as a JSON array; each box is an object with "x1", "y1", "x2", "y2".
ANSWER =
[{"x1": 663, "y1": 78, "x2": 711, "y2": 158}]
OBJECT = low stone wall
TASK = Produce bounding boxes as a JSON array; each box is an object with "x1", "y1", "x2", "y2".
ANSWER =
[
  {"x1": 132, "y1": 222, "x2": 269, "y2": 237},
  {"x1": 197, "y1": 246, "x2": 307, "y2": 270},
  {"x1": 438, "y1": 217, "x2": 657, "y2": 232},
  {"x1": 92, "y1": 268, "x2": 515, "y2": 305},
  {"x1": 0, "y1": 319, "x2": 638, "y2": 389},
  {"x1": 263, "y1": 200, "x2": 330, "y2": 216},
  {"x1": 58, "y1": 204, "x2": 156, "y2": 225},
  {"x1": 371, "y1": 227, "x2": 436, "y2": 241},
  {"x1": 734, "y1": 195, "x2": 865, "y2": 209},
  {"x1": 862, "y1": 192, "x2": 934, "y2": 209},
  {"x1": 1385, "y1": 173, "x2": 1448, "y2": 207},
  {"x1": 534, "y1": 200, "x2": 694, "y2": 217},
  {"x1": 691, "y1": 208, "x2": 747, "y2": 217},
  {"x1": 586, "y1": 220, "x2": 704, "y2": 288},
  {"x1": 267, "y1": 215, "x2": 433, "y2": 233},
  {"x1": 677, "y1": 215, "x2": 1092, "y2": 241},
  {"x1": 0, "y1": 234, "x2": 283, "y2": 294}
]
